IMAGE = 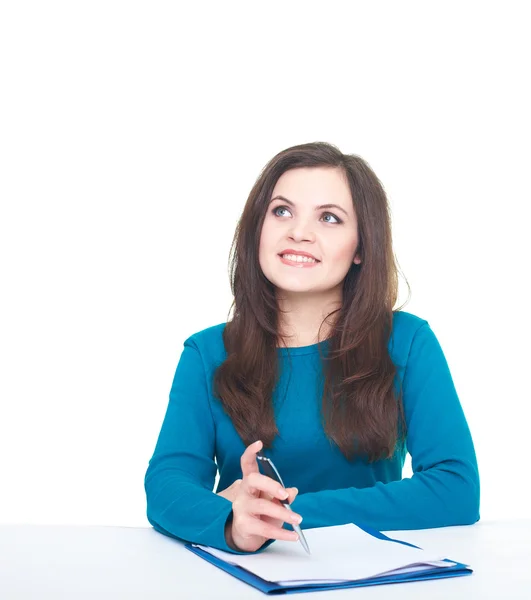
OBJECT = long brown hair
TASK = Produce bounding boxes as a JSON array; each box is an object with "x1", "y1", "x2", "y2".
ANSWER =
[{"x1": 213, "y1": 142, "x2": 411, "y2": 462}]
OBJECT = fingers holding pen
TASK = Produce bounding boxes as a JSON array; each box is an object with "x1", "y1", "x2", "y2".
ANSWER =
[
  {"x1": 240, "y1": 441, "x2": 296, "y2": 502},
  {"x1": 236, "y1": 494, "x2": 303, "y2": 527},
  {"x1": 226, "y1": 440, "x2": 303, "y2": 552},
  {"x1": 236, "y1": 515, "x2": 300, "y2": 544},
  {"x1": 243, "y1": 471, "x2": 290, "y2": 501}
]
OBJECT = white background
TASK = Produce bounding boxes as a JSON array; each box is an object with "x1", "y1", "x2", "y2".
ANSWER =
[{"x1": 0, "y1": 1, "x2": 529, "y2": 527}]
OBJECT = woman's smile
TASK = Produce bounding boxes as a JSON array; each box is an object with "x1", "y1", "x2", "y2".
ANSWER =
[{"x1": 279, "y1": 254, "x2": 321, "y2": 268}]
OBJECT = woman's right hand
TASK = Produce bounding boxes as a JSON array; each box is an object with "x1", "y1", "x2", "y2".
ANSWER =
[{"x1": 225, "y1": 440, "x2": 302, "y2": 552}]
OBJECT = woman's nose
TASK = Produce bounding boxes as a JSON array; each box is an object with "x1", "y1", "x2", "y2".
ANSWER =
[{"x1": 288, "y1": 220, "x2": 315, "y2": 242}]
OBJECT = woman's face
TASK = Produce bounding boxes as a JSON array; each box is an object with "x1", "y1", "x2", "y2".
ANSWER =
[{"x1": 259, "y1": 166, "x2": 361, "y2": 296}]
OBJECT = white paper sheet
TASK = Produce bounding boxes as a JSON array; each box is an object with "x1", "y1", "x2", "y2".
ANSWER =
[
  {"x1": 194, "y1": 524, "x2": 458, "y2": 583},
  {"x1": 276, "y1": 563, "x2": 456, "y2": 587}
]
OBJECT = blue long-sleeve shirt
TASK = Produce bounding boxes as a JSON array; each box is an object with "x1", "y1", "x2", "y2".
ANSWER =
[{"x1": 144, "y1": 311, "x2": 480, "y2": 553}]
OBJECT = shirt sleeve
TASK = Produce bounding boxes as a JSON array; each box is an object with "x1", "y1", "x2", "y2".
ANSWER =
[
  {"x1": 290, "y1": 322, "x2": 481, "y2": 531},
  {"x1": 144, "y1": 337, "x2": 259, "y2": 554}
]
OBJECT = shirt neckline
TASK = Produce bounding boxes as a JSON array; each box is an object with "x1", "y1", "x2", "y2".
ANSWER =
[{"x1": 276, "y1": 338, "x2": 330, "y2": 357}]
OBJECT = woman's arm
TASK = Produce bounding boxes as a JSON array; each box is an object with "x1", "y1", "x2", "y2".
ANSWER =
[
  {"x1": 290, "y1": 323, "x2": 480, "y2": 531},
  {"x1": 144, "y1": 338, "x2": 246, "y2": 553}
]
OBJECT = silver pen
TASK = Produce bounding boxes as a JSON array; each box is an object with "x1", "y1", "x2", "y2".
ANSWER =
[{"x1": 256, "y1": 451, "x2": 311, "y2": 555}]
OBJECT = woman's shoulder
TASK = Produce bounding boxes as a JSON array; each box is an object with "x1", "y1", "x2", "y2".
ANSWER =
[
  {"x1": 392, "y1": 309, "x2": 428, "y2": 332},
  {"x1": 182, "y1": 321, "x2": 228, "y2": 364},
  {"x1": 390, "y1": 310, "x2": 430, "y2": 366}
]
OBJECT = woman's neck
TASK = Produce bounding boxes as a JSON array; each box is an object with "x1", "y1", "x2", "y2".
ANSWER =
[{"x1": 274, "y1": 288, "x2": 342, "y2": 348}]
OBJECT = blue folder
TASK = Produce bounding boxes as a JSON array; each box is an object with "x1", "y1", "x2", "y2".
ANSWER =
[{"x1": 185, "y1": 523, "x2": 472, "y2": 595}]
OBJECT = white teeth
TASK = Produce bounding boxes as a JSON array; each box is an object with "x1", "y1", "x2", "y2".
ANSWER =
[{"x1": 281, "y1": 254, "x2": 317, "y2": 263}]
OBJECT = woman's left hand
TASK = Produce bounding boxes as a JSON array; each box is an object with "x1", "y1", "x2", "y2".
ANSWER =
[{"x1": 216, "y1": 479, "x2": 242, "y2": 502}]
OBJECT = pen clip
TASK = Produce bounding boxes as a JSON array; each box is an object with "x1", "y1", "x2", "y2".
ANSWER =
[{"x1": 256, "y1": 452, "x2": 287, "y2": 489}]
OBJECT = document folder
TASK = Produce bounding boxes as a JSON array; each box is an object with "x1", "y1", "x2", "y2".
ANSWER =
[{"x1": 185, "y1": 522, "x2": 472, "y2": 595}]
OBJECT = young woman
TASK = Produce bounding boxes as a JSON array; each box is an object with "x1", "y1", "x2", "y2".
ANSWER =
[{"x1": 144, "y1": 142, "x2": 480, "y2": 554}]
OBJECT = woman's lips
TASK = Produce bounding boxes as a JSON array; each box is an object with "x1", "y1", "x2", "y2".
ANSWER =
[{"x1": 278, "y1": 255, "x2": 320, "y2": 268}]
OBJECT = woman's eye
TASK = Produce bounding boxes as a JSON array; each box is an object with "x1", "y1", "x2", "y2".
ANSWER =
[
  {"x1": 273, "y1": 206, "x2": 290, "y2": 217},
  {"x1": 322, "y1": 213, "x2": 341, "y2": 224}
]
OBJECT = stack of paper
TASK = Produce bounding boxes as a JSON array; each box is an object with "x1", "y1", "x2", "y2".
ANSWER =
[{"x1": 187, "y1": 523, "x2": 472, "y2": 594}]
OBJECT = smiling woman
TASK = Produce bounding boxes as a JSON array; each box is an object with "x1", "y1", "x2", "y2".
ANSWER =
[{"x1": 144, "y1": 141, "x2": 480, "y2": 554}]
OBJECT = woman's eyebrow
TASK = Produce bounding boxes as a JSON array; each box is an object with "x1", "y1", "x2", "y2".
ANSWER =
[{"x1": 270, "y1": 195, "x2": 349, "y2": 217}]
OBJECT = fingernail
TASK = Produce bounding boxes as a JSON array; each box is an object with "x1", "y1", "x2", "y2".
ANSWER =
[
  {"x1": 278, "y1": 489, "x2": 289, "y2": 499},
  {"x1": 291, "y1": 515, "x2": 302, "y2": 525}
]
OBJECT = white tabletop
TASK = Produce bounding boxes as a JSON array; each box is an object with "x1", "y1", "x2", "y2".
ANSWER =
[{"x1": 1, "y1": 520, "x2": 530, "y2": 599}]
